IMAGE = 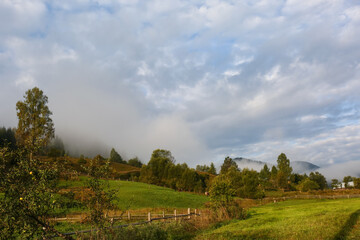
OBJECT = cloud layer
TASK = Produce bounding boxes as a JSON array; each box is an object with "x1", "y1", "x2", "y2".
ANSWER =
[{"x1": 1, "y1": 0, "x2": 360, "y2": 171}]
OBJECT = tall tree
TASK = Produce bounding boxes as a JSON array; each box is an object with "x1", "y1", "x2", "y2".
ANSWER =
[
  {"x1": 220, "y1": 157, "x2": 238, "y2": 175},
  {"x1": 209, "y1": 162, "x2": 217, "y2": 175},
  {"x1": 109, "y1": 148, "x2": 124, "y2": 163},
  {"x1": 276, "y1": 153, "x2": 292, "y2": 189},
  {"x1": 16, "y1": 87, "x2": 54, "y2": 159}
]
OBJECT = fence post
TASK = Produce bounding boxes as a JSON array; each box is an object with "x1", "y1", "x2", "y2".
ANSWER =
[
  {"x1": 188, "y1": 208, "x2": 191, "y2": 219},
  {"x1": 128, "y1": 211, "x2": 131, "y2": 220},
  {"x1": 174, "y1": 209, "x2": 177, "y2": 221},
  {"x1": 148, "y1": 212, "x2": 151, "y2": 222},
  {"x1": 195, "y1": 209, "x2": 197, "y2": 218}
]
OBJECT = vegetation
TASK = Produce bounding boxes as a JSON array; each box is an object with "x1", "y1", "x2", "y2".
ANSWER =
[
  {"x1": 197, "y1": 198, "x2": 360, "y2": 240},
  {"x1": 16, "y1": 87, "x2": 54, "y2": 160}
]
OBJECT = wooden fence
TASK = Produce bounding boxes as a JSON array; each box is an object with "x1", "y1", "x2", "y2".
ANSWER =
[
  {"x1": 265, "y1": 194, "x2": 360, "y2": 203},
  {"x1": 51, "y1": 208, "x2": 201, "y2": 238},
  {"x1": 50, "y1": 208, "x2": 201, "y2": 223}
]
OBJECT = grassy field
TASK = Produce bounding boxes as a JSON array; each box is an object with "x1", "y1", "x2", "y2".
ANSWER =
[
  {"x1": 197, "y1": 198, "x2": 360, "y2": 240},
  {"x1": 60, "y1": 178, "x2": 208, "y2": 211}
]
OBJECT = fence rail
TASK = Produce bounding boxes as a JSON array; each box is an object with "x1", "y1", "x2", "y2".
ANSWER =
[
  {"x1": 266, "y1": 194, "x2": 360, "y2": 202},
  {"x1": 51, "y1": 208, "x2": 200, "y2": 238}
]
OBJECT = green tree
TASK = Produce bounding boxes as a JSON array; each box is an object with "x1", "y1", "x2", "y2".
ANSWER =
[
  {"x1": 354, "y1": 178, "x2": 360, "y2": 189},
  {"x1": 309, "y1": 172, "x2": 327, "y2": 190},
  {"x1": 128, "y1": 157, "x2": 143, "y2": 168},
  {"x1": 331, "y1": 179, "x2": 340, "y2": 189},
  {"x1": 220, "y1": 156, "x2": 238, "y2": 175},
  {"x1": 109, "y1": 148, "x2": 125, "y2": 164},
  {"x1": 140, "y1": 149, "x2": 174, "y2": 185},
  {"x1": 84, "y1": 155, "x2": 115, "y2": 234},
  {"x1": 238, "y1": 168, "x2": 264, "y2": 199},
  {"x1": 16, "y1": 87, "x2": 54, "y2": 159},
  {"x1": 297, "y1": 178, "x2": 320, "y2": 192},
  {"x1": 276, "y1": 153, "x2": 292, "y2": 190},
  {"x1": 0, "y1": 127, "x2": 17, "y2": 150},
  {"x1": 0, "y1": 87, "x2": 71, "y2": 239},
  {"x1": 343, "y1": 176, "x2": 353, "y2": 188},
  {"x1": 259, "y1": 164, "x2": 271, "y2": 187},
  {"x1": 209, "y1": 162, "x2": 217, "y2": 175}
]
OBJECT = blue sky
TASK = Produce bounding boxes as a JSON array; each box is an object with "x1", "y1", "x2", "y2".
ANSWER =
[{"x1": 1, "y1": 0, "x2": 360, "y2": 173}]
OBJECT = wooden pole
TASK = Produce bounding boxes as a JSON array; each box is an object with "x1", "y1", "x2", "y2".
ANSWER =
[
  {"x1": 174, "y1": 209, "x2": 177, "y2": 221},
  {"x1": 188, "y1": 208, "x2": 191, "y2": 219},
  {"x1": 128, "y1": 211, "x2": 131, "y2": 220},
  {"x1": 148, "y1": 212, "x2": 151, "y2": 222}
]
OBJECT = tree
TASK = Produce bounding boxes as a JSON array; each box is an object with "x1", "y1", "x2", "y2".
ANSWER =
[
  {"x1": 140, "y1": 149, "x2": 175, "y2": 185},
  {"x1": 309, "y1": 172, "x2": 327, "y2": 190},
  {"x1": 276, "y1": 153, "x2": 292, "y2": 189},
  {"x1": 128, "y1": 157, "x2": 143, "y2": 168},
  {"x1": 331, "y1": 179, "x2": 340, "y2": 189},
  {"x1": 0, "y1": 127, "x2": 17, "y2": 150},
  {"x1": 220, "y1": 157, "x2": 238, "y2": 175},
  {"x1": 343, "y1": 176, "x2": 353, "y2": 188},
  {"x1": 297, "y1": 178, "x2": 320, "y2": 192},
  {"x1": 16, "y1": 87, "x2": 54, "y2": 159},
  {"x1": 259, "y1": 164, "x2": 271, "y2": 189},
  {"x1": 209, "y1": 162, "x2": 217, "y2": 175},
  {"x1": 109, "y1": 148, "x2": 124, "y2": 164},
  {"x1": 354, "y1": 178, "x2": 360, "y2": 189}
]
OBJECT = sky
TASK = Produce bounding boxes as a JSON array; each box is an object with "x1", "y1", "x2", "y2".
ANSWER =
[{"x1": 1, "y1": 0, "x2": 360, "y2": 172}]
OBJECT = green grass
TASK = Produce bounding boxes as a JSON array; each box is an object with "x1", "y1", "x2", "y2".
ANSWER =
[
  {"x1": 197, "y1": 198, "x2": 360, "y2": 240},
  {"x1": 60, "y1": 178, "x2": 208, "y2": 211},
  {"x1": 109, "y1": 180, "x2": 208, "y2": 210}
]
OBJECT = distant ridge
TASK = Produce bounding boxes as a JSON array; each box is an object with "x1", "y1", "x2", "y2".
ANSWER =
[
  {"x1": 291, "y1": 161, "x2": 319, "y2": 173},
  {"x1": 233, "y1": 157, "x2": 320, "y2": 174}
]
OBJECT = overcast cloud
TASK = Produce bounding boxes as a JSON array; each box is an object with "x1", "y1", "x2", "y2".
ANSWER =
[{"x1": 1, "y1": 0, "x2": 360, "y2": 174}]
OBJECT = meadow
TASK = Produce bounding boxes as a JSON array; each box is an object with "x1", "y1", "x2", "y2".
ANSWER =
[
  {"x1": 60, "y1": 177, "x2": 208, "y2": 211},
  {"x1": 197, "y1": 198, "x2": 360, "y2": 240}
]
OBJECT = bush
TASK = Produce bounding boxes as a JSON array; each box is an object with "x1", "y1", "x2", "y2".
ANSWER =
[{"x1": 297, "y1": 178, "x2": 320, "y2": 192}]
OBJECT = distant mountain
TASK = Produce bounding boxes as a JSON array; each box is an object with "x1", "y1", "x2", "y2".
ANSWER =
[
  {"x1": 291, "y1": 161, "x2": 319, "y2": 173},
  {"x1": 233, "y1": 157, "x2": 319, "y2": 174}
]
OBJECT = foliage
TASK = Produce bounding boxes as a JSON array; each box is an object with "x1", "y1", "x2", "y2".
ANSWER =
[
  {"x1": 343, "y1": 176, "x2": 354, "y2": 188},
  {"x1": 109, "y1": 148, "x2": 125, "y2": 164},
  {"x1": 196, "y1": 162, "x2": 217, "y2": 175},
  {"x1": 297, "y1": 178, "x2": 320, "y2": 192},
  {"x1": 16, "y1": 87, "x2": 54, "y2": 158},
  {"x1": 331, "y1": 179, "x2": 340, "y2": 189},
  {"x1": 140, "y1": 149, "x2": 174, "y2": 185},
  {"x1": 259, "y1": 164, "x2": 271, "y2": 188},
  {"x1": 139, "y1": 149, "x2": 211, "y2": 193},
  {"x1": 0, "y1": 146, "x2": 67, "y2": 239},
  {"x1": 127, "y1": 157, "x2": 143, "y2": 168},
  {"x1": 276, "y1": 153, "x2": 292, "y2": 189},
  {"x1": 237, "y1": 169, "x2": 265, "y2": 199},
  {"x1": 0, "y1": 127, "x2": 17, "y2": 150},
  {"x1": 354, "y1": 178, "x2": 360, "y2": 189},
  {"x1": 309, "y1": 171, "x2": 327, "y2": 190},
  {"x1": 83, "y1": 155, "x2": 116, "y2": 233},
  {"x1": 209, "y1": 174, "x2": 236, "y2": 208},
  {"x1": 220, "y1": 157, "x2": 238, "y2": 175},
  {"x1": 77, "y1": 155, "x2": 87, "y2": 165}
]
